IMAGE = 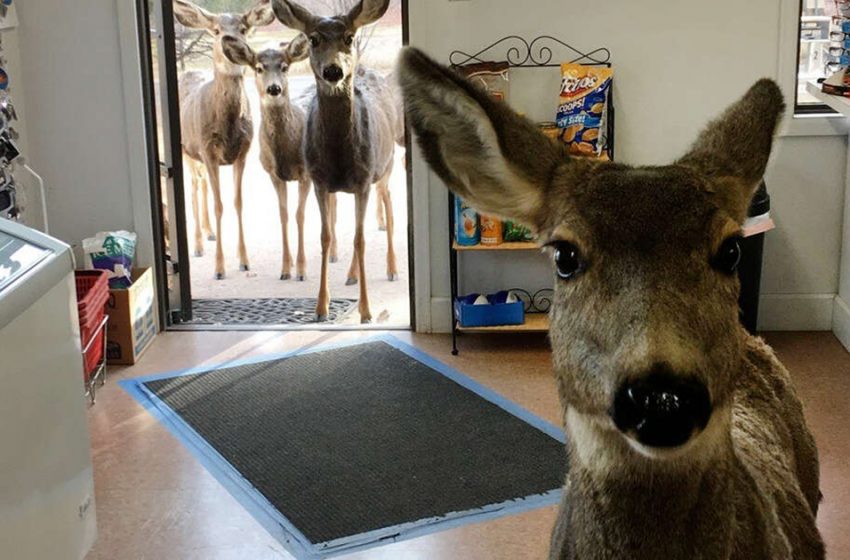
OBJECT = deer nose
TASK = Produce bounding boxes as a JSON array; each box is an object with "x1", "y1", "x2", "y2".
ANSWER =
[
  {"x1": 611, "y1": 367, "x2": 712, "y2": 449},
  {"x1": 323, "y1": 64, "x2": 343, "y2": 83},
  {"x1": 267, "y1": 84, "x2": 282, "y2": 97}
]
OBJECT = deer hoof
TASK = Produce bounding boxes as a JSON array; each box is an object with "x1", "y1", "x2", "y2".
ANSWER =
[
  {"x1": 387, "y1": 273, "x2": 399, "y2": 282},
  {"x1": 240, "y1": 264, "x2": 250, "y2": 272},
  {"x1": 361, "y1": 317, "x2": 373, "y2": 325},
  {"x1": 206, "y1": 233, "x2": 216, "y2": 241},
  {"x1": 345, "y1": 277, "x2": 358, "y2": 286},
  {"x1": 214, "y1": 272, "x2": 224, "y2": 280},
  {"x1": 280, "y1": 273, "x2": 291, "y2": 280},
  {"x1": 315, "y1": 314, "x2": 329, "y2": 323},
  {"x1": 329, "y1": 255, "x2": 339, "y2": 264},
  {"x1": 296, "y1": 275, "x2": 306, "y2": 282},
  {"x1": 194, "y1": 249, "x2": 204, "y2": 258},
  {"x1": 378, "y1": 225, "x2": 387, "y2": 232}
]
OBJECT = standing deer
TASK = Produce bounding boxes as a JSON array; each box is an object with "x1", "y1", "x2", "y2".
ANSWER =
[
  {"x1": 222, "y1": 34, "x2": 312, "y2": 281},
  {"x1": 399, "y1": 48, "x2": 825, "y2": 559},
  {"x1": 174, "y1": 0, "x2": 275, "y2": 279},
  {"x1": 271, "y1": 0, "x2": 400, "y2": 323}
]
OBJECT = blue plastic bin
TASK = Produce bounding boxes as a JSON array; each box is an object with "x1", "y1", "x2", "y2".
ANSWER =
[{"x1": 454, "y1": 291, "x2": 525, "y2": 328}]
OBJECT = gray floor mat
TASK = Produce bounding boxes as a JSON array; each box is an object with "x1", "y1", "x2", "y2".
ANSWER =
[{"x1": 143, "y1": 340, "x2": 566, "y2": 546}]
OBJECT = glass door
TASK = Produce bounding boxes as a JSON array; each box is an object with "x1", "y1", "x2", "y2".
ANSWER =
[{"x1": 137, "y1": 0, "x2": 193, "y2": 323}]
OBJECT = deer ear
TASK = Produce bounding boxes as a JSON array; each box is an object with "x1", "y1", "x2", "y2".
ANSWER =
[
  {"x1": 347, "y1": 0, "x2": 390, "y2": 29},
  {"x1": 221, "y1": 35, "x2": 256, "y2": 67},
  {"x1": 173, "y1": 0, "x2": 216, "y2": 30},
  {"x1": 271, "y1": 0, "x2": 315, "y2": 33},
  {"x1": 398, "y1": 47, "x2": 565, "y2": 228},
  {"x1": 285, "y1": 34, "x2": 310, "y2": 63},
  {"x1": 243, "y1": 0, "x2": 275, "y2": 28},
  {"x1": 678, "y1": 79, "x2": 784, "y2": 223}
]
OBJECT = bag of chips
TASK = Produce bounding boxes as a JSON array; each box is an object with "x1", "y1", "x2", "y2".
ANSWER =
[
  {"x1": 457, "y1": 61, "x2": 511, "y2": 102},
  {"x1": 555, "y1": 63, "x2": 613, "y2": 157}
]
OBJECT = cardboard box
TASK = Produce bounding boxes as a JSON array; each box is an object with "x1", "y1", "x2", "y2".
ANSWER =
[{"x1": 105, "y1": 267, "x2": 157, "y2": 365}]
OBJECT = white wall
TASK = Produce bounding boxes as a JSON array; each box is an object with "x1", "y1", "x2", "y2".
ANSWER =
[
  {"x1": 409, "y1": 0, "x2": 848, "y2": 332},
  {"x1": 11, "y1": 0, "x2": 154, "y2": 267}
]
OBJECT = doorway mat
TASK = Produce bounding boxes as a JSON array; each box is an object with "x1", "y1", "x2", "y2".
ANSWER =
[
  {"x1": 186, "y1": 297, "x2": 357, "y2": 325},
  {"x1": 120, "y1": 335, "x2": 566, "y2": 559}
]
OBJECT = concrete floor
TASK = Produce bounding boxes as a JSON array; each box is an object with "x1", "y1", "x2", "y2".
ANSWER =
[{"x1": 85, "y1": 331, "x2": 850, "y2": 559}]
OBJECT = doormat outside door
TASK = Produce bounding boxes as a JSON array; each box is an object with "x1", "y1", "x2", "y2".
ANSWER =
[
  {"x1": 186, "y1": 297, "x2": 358, "y2": 325},
  {"x1": 120, "y1": 335, "x2": 566, "y2": 559}
]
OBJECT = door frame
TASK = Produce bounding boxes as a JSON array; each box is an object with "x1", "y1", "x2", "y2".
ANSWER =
[{"x1": 123, "y1": 0, "x2": 426, "y2": 330}]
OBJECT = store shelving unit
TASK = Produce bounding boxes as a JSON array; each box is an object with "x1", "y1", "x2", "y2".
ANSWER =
[{"x1": 446, "y1": 38, "x2": 615, "y2": 354}]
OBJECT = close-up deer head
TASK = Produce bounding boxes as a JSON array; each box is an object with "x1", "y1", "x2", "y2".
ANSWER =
[
  {"x1": 270, "y1": 0, "x2": 390, "y2": 92},
  {"x1": 173, "y1": 0, "x2": 276, "y2": 76},
  {"x1": 221, "y1": 33, "x2": 309, "y2": 104},
  {"x1": 398, "y1": 47, "x2": 784, "y2": 463}
]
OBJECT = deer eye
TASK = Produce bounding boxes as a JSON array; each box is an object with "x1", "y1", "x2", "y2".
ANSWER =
[
  {"x1": 344, "y1": 34, "x2": 354, "y2": 46},
  {"x1": 552, "y1": 241, "x2": 585, "y2": 280},
  {"x1": 309, "y1": 35, "x2": 320, "y2": 47},
  {"x1": 712, "y1": 236, "x2": 743, "y2": 275},
  {"x1": 256, "y1": 65, "x2": 264, "y2": 74},
  {"x1": 281, "y1": 63, "x2": 288, "y2": 72}
]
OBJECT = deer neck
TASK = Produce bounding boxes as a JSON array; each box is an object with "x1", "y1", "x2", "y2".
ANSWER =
[
  {"x1": 316, "y1": 75, "x2": 360, "y2": 143},
  {"x1": 563, "y1": 405, "x2": 738, "y2": 557},
  {"x1": 211, "y1": 71, "x2": 247, "y2": 116}
]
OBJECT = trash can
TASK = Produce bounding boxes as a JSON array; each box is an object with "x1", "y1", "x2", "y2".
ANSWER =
[{"x1": 738, "y1": 180, "x2": 770, "y2": 334}]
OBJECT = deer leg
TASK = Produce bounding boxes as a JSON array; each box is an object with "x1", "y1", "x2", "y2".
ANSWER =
[
  {"x1": 378, "y1": 173, "x2": 398, "y2": 281},
  {"x1": 345, "y1": 244, "x2": 359, "y2": 286},
  {"x1": 328, "y1": 192, "x2": 339, "y2": 263},
  {"x1": 275, "y1": 177, "x2": 293, "y2": 280},
  {"x1": 233, "y1": 155, "x2": 250, "y2": 272},
  {"x1": 190, "y1": 164, "x2": 204, "y2": 257},
  {"x1": 376, "y1": 185, "x2": 387, "y2": 231},
  {"x1": 354, "y1": 189, "x2": 372, "y2": 324},
  {"x1": 199, "y1": 166, "x2": 214, "y2": 241},
  {"x1": 315, "y1": 189, "x2": 332, "y2": 322},
  {"x1": 202, "y1": 155, "x2": 225, "y2": 280},
  {"x1": 295, "y1": 178, "x2": 310, "y2": 281}
]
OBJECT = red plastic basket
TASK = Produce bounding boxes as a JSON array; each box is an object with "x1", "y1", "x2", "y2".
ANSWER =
[{"x1": 74, "y1": 270, "x2": 109, "y2": 376}]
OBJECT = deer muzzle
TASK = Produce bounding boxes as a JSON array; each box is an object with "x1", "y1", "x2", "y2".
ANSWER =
[{"x1": 611, "y1": 367, "x2": 712, "y2": 449}]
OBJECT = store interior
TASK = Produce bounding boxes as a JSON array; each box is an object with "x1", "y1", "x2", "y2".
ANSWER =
[{"x1": 1, "y1": 1, "x2": 850, "y2": 559}]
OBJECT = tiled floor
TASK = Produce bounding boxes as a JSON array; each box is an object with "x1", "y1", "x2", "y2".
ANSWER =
[{"x1": 84, "y1": 331, "x2": 850, "y2": 560}]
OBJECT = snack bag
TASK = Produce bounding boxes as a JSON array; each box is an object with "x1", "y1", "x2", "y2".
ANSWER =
[
  {"x1": 457, "y1": 61, "x2": 510, "y2": 102},
  {"x1": 556, "y1": 63, "x2": 613, "y2": 157},
  {"x1": 83, "y1": 231, "x2": 137, "y2": 289},
  {"x1": 503, "y1": 220, "x2": 534, "y2": 242}
]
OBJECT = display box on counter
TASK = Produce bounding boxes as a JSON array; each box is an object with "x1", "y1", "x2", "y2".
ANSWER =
[
  {"x1": 105, "y1": 267, "x2": 156, "y2": 365},
  {"x1": 454, "y1": 291, "x2": 525, "y2": 328}
]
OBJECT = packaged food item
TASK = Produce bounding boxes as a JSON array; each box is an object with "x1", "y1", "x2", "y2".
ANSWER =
[
  {"x1": 555, "y1": 63, "x2": 613, "y2": 158},
  {"x1": 503, "y1": 220, "x2": 535, "y2": 242},
  {"x1": 480, "y1": 215, "x2": 503, "y2": 245},
  {"x1": 454, "y1": 196, "x2": 480, "y2": 246},
  {"x1": 538, "y1": 122, "x2": 561, "y2": 143},
  {"x1": 83, "y1": 231, "x2": 137, "y2": 289},
  {"x1": 457, "y1": 61, "x2": 510, "y2": 102}
]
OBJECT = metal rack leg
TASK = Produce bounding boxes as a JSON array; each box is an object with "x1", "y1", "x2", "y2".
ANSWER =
[{"x1": 449, "y1": 191, "x2": 460, "y2": 355}]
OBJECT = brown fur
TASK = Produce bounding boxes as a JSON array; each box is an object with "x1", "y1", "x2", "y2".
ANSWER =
[
  {"x1": 272, "y1": 0, "x2": 400, "y2": 323},
  {"x1": 174, "y1": 0, "x2": 275, "y2": 278},
  {"x1": 398, "y1": 47, "x2": 824, "y2": 559},
  {"x1": 222, "y1": 34, "x2": 313, "y2": 281}
]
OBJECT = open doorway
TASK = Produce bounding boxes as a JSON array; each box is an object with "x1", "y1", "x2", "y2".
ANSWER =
[{"x1": 140, "y1": 0, "x2": 411, "y2": 329}]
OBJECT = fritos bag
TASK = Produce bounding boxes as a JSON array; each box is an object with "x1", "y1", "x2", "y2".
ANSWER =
[{"x1": 555, "y1": 63, "x2": 613, "y2": 157}]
